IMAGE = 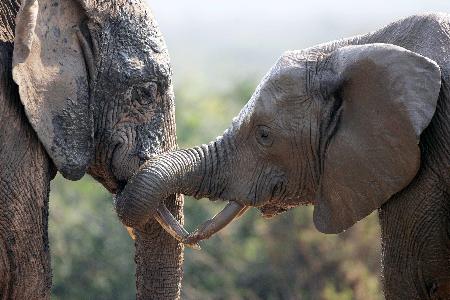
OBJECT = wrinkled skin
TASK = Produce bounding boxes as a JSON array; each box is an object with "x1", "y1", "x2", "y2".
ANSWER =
[
  {"x1": 1, "y1": 0, "x2": 183, "y2": 299},
  {"x1": 0, "y1": 29, "x2": 53, "y2": 299},
  {"x1": 117, "y1": 13, "x2": 450, "y2": 299}
]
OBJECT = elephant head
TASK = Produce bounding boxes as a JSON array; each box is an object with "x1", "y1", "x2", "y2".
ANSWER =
[
  {"x1": 115, "y1": 43, "x2": 442, "y2": 245},
  {"x1": 12, "y1": 0, "x2": 172, "y2": 193}
]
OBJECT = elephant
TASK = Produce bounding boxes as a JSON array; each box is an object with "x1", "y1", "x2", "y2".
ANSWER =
[
  {"x1": 0, "y1": 0, "x2": 185, "y2": 298},
  {"x1": 116, "y1": 13, "x2": 450, "y2": 299}
]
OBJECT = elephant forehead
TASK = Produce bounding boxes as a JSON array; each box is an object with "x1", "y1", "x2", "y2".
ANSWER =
[
  {"x1": 273, "y1": 50, "x2": 325, "y2": 96},
  {"x1": 229, "y1": 81, "x2": 276, "y2": 126},
  {"x1": 227, "y1": 54, "x2": 314, "y2": 133},
  {"x1": 89, "y1": 1, "x2": 171, "y2": 84},
  {"x1": 261, "y1": 61, "x2": 310, "y2": 104},
  {"x1": 228, "y1": 95, "x2": 257, "y2": 132}
]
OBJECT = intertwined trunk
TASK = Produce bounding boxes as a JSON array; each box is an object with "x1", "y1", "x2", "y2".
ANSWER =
[
  {"x1": 115, "y1": 139, "x2": 228, "y2": 229},
  {"x1": 0, "y1": 22, "x2": 53, "y2": 300}
]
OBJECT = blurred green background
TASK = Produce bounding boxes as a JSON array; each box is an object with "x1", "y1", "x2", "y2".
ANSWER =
[{"x1": 49, "y1": 1, "x2": 450, "y2": 299}]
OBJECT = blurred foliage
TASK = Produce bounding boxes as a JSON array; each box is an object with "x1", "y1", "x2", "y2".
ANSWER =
[
  {"x1": 50, "y1": 177, "x2": 135, "y2": 300},
  {"x1": 49, "y1": 75, "x2": 382, "y2": 299}
]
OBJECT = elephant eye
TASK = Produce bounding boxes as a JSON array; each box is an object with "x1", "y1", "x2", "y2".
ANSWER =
[
  {"x1": 255, "y1": 125, "x2": 273, "y2": 147},
  {"x1": 132, "y1": 82, "x2": 157, "y2": 106}
]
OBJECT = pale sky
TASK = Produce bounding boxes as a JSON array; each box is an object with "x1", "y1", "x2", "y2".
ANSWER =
[{"x1": 145, "y1": 1, "x2": 450, "y2": 85}]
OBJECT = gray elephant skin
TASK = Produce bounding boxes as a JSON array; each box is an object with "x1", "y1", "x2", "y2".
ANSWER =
[
  {"x1": 116, "y1": 13, "x2": 450, "y2": 299},
  {"x1": 0, "y1": 0, "x2": 184, "y2": 299}
]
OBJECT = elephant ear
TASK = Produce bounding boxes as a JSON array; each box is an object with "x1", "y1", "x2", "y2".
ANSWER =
[
  {"x1": 313, "y1": 44, "x2": 441, "y2": 233},
  {"x1": 12, "y1": 0, "x2": 93, "y2": 180}
]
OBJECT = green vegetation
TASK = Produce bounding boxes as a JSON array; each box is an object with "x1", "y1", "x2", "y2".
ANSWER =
[{"x1": 49, "y1": 76, "x2": 382, "y2": 299}]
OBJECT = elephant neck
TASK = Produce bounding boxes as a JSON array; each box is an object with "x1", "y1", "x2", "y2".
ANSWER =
[
  {"x1": 378, "y1": 166, "x2": 450, "y2": 299},
  {"x1": 0, "y1": 40, "x2": 53, "y2": 298}
]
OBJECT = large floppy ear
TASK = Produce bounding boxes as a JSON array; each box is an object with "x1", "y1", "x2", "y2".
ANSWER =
[
  {"x1": 12, "y1": 0, "x2": 93, "y2": 180},
  {"x1": 313, "y1": 44, "x2": 441, "y2": 233}
]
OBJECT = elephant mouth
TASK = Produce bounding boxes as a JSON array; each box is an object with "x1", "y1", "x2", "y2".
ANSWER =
[
  {"x1": 112, "y1": 147, "x2": 142, "y2": 183},
  {"x1": 87, "y1": 140, "x2": 137, "y2": 194},
  {"x1": 106, "y1": 140, "x2": 145, "y2": 194},
  {"x1": 115, "y1": 180, "x2": 128, "y2": 193},
  {"x1": 259, "y1": 204, "x2": 290, "y2": 218},
  {"x1": 259, "y1": 196, "x2": 313, "y2": 218}
]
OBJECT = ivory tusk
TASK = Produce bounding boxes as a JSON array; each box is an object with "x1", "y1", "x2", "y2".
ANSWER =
[
  {"x1": 126, "y1": 226, "x2": 136, "y2": 240},
  {"x1": 237, "y1": 206, "x2": 250, "y2": 218},
  {"x1": 185, "y1": 201, "x2": 246, "y2": 244},
  {"x1": 154, "y1": 204, "x2": 201, "y2": 250}
]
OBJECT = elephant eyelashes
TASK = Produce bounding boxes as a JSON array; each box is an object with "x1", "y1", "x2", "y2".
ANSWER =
[{"x1": 255, "y1": 125, "x2": 273, "y2": 147}]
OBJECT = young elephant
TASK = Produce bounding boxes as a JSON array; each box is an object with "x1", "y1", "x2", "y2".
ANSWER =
[{"x1": 116, "y1": 13, "x2": 450, "y2": 298}]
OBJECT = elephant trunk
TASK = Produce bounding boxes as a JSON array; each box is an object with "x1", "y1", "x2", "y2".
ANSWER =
[
  {"x1": 114, "y1": 135, "x2": 247, "y2": 246},
  {"x1": 115, "y1": 143, "x2": 215, "y2": 228}
]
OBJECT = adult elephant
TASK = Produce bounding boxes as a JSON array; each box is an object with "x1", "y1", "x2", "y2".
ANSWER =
[
  {"x1": 0, "y1": 0, "x2": 185, "y2": 299},
  {"x1": 116, "y1": 13, "x2": 450, "y2": 299}
]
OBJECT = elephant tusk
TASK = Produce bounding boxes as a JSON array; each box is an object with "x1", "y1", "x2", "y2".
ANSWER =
[
  {"x1": 154, "y1": 204, "x2": 201, "y2": 250},
  {"x1": 237, "y1": 206, "x2": 250, "y2": 218},
  {"x1": 126, "y1": 226, "x2": 136, "y2": 240},
  {"x1": 184, "y1": 201, "x2": 246, "y2": 244}
]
